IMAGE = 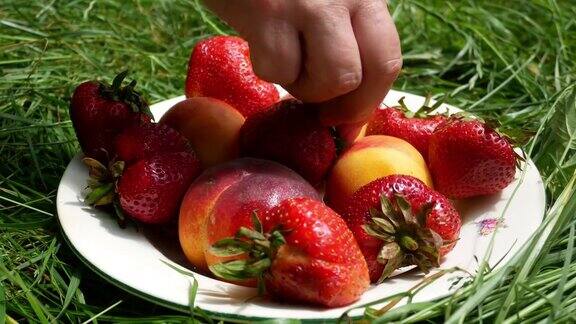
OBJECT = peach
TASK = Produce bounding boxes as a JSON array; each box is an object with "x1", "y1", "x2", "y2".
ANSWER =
[
  {"x1": 160, "y1": 97, "x2": 245, "y2": 167},
  {"x1": 326, "y1": 135, "x2": 433, "y2": 213},
  {"x1": 178, "y1": 158, "x2": 320, "y2": 274},
  {"x1": 205, "y1": 171, "x2": 320, "y2": 286},
  {"x1": 178, "y1": 159, "x2": 250, "y2": 273}
]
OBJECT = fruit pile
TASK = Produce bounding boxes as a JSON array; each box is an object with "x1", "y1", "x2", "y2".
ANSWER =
[{"x1": 70, "y1": 35, "x2": 518, "y2": 308}]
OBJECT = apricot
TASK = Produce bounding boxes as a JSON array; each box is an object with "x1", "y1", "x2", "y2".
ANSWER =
[
  {"x1": 326, "y1": 135, "x2": 433, "y2": 213},
  {"x1": 159, "y1": 97, "x2": 245, "y2": 167}
]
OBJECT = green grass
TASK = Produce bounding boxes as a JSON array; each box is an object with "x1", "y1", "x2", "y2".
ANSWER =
[{"x1": 1, "y1": 0, "x2": 575, "y2": 322}]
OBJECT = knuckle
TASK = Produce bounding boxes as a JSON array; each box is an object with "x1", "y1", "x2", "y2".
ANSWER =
[
  {"x1": 322, "y1": 4, "x2": 350, "y2": 18},
  {"x1": 301, "y1": 2, "x2": 349, "y2": 21},
  {"x1": 376, "y1": 57, "x2": 403, "y2": 78},
  {"x1": 251, "y1": 56, "x2": 291, "y2": 84},
  {"x1": 331, "y1": 69, "x2": 362, "y2": 94},
  {"x1": 248, "y1": 43, "x2": 299, "y2": 85},
  {"x1": 358, "y1": 0, "x2": 387, "y2": 15},
  {"x1": 303, "y1": 69, "x2": 362, "y2": 101},
  {"x1": 300, "y1": 1, "x2": 325, "y2": 13},
  {"x1": 254, "y1": 0, "x2": 286, "y2": 16}
]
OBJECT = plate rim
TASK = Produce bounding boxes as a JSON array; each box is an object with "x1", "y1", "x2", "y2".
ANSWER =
[
  {"x1": 59, "y1": 224, "x2": 334, "y2": 323},
  {"x1": 57, "y1": 90, "x2": 547, "y2": 321}
]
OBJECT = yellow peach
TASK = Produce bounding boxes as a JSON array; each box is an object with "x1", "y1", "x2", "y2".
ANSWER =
[{"x1": 326, "y1": 135, "x2": 433, "y2": 213}]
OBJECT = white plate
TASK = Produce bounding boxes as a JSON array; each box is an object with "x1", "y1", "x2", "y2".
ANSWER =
[{"x1": 57, "y1": 89, "x2": 546, "y2": 321}]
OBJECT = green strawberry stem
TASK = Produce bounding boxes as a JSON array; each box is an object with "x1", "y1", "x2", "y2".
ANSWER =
[
  {"x1": 440, "y1": 114, "x2": 528, "y2": 167},
  {"x1": 447, "y1": 112, "x2": 533, "y2": 147},
  {"x1": 99, "y1": 70, "x2": 154, "y2": 120},
  {"x1": 398, "y1": 95, "x2": 446, "y2": 119},
  {"x1": 84, "y1": 182, "x2": 114, "y2": 205},
  {"x1": 362, "y1": 194, "x2": 445, "y2": 283},
  {"x1": 82, "y1": 157, "x2": 129, "y2": 227},
  {"x1": 111, "y1": 70, "x2": 129, "y2": 95},
  {"x1": 209, "y1": 212, "x2": 286, "y2": 295},
  {"x1": 329, "y1": 126, "x2": 346, "y2": 154},
  {"x1": 112, "y1": 198, "x2": 129, "y2": 229},
  {"x1": 493, "y1": 122, "x2": 535, "y2": 147}
]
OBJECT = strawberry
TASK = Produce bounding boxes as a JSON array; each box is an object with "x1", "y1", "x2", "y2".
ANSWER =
[
  {"x1": 366, "y1": 99, "x2": 447, "y2": 158},
  {"x1": 239, "y1": 99, "x2": 337, "y2": 185},
  {"x1": 185, "y1": 36, "x2": 279, "y2": 117},
  {"x1": 84, "y1": 152, "x2": 201, "y2": 225},
  {"x1": 428, "y1": 118, "x2": 517, "y2": 199},
  {"x1": 114, "y1": 121, "x2": 193, "y2": 165},
  {"x1": 84, "y1": 138, "x2": 201, "y2": 225},
  {"x1": 116, "y1": 152, "x2": 201, "y2": 224},
  {"x1": 343, "y1": 175, "x2": 461, "y2": 283},
  {"x1": 70, "y1": 71, "x2": 152, "y2": 163},
  {"x1": 209, "y1": 197, "x2": 370, "y2": 308}
]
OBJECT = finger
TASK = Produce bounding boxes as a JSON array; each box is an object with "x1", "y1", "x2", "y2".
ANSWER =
[
  {"x1": 246, "y1": 19, "x2": 301, "y2": 85},
  {"x1": 203, "y1": 0, "x2": 300, "y2": 84},
  {"x1": 285, "y1": 6, "x2": 362, "y2": 103},
  {"x1": 337, "y1": 122, "x2": 367, "y2": 147},
  {"x1": 319, "y1": 1, "x2": 402, "y2": 126}
]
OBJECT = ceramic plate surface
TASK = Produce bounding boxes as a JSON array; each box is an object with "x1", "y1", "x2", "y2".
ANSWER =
[{"x1": 57, "y1": 89, "x2": 546, "y2": 321}]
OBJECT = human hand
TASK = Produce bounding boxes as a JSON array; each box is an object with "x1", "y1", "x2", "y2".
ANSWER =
[{"x1": 203, "y1": 0, "x2": 402, "y2": 129}]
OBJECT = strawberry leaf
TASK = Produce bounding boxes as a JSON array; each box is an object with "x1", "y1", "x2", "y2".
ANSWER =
[
  {"x1": 84, "y1": 183, "x2": 114, "y2": 205},
  {"x1": 111, "y1": 70, "x2": 129, "y2": 93},
  {"x1": 380, "y1": 195, "x2": 398, "y2": 227},
  {"x1": 251, "y1": 211, "x2": 263, "y2": 234},
  {"x1": 395, "y1": 195, "x2": 415, "y2": 224},
  {"x1": 378, "y1": 254, "x2": 404, "y2": 284},
  {"x1": 372, "y1": 217, "x2": 396, "y2": 235},
  {"x1": 362, "y1": 224, "x2": 389, "y2": 241},
  {"x1": 110, "y1": 161, "x2": 125, "y2": 179},
  {"x1": 209, "y1": 238, "x2": 251, "y2": 257},
  {"x1": 416, "y1": 203, "x2": 434, "y2": 225},
  {"x1": 99, "y1": 71, "x2": 153, "y2": 121},
  {"x1": 209, "y1": 260, "x2": 252, "y2": 281},
  {"x1": 397, "y1": 94, "x2": 447, "y2": 119},
  {"x1": 269, "y1": 230, "x2": 286, "y2": 251},
  {"x1": 496, "y1": 125, "x2": 535, "y2": 146},
  {"x1": 112, "y1": 198, "x2": 128, "y2": 229},
  {"x1": 378, "y1": 242, "x2": 401, "y2": 261},
  {"x1": 82, "y1": 157, "x2": 109, "y2": 181},
  {"x1": 400, "y1": 236, "x2": 419, "y2": 251},
  {"x1": 236, "y1": 226, "x2": 266, "y2": 242},
  {"x1": 243, "y1": 258, "x2": 272, "y2": 277},
  {"x1": 364, "y1": 192, "x2": 445, "y2": 282},
  {"x1": 209, "y1": 215, "x2": 286, "y2": 289}
]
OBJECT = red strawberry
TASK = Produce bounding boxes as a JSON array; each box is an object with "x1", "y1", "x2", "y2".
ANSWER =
[
  {"x1": 366, "y1": 101, "x2": 447, "y2": 158},
  {"x1": 343, "y1": 175, "x2": 461, "y2": 283},
  {"x1": 428, "y1": 118, "x2": 517, "y2": 199},
  {"x1": 114, "y1": 121, "x2": 193, "y2": 165},
  {"x1": 240, "y1": 99, "x2": 337, "y2": 185},
  {"x1": 186, "y1": 36, "x2": 279, "y2": 117},
  {"x1": 70, "y1": 71, "x2": 152, "y2": 163},
  {"x1": 117, "y1": 152, "x2": 201, "y2": 224},
  {"x1": 209, "y1": 197, "x2": 369, "y2": 307}
]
